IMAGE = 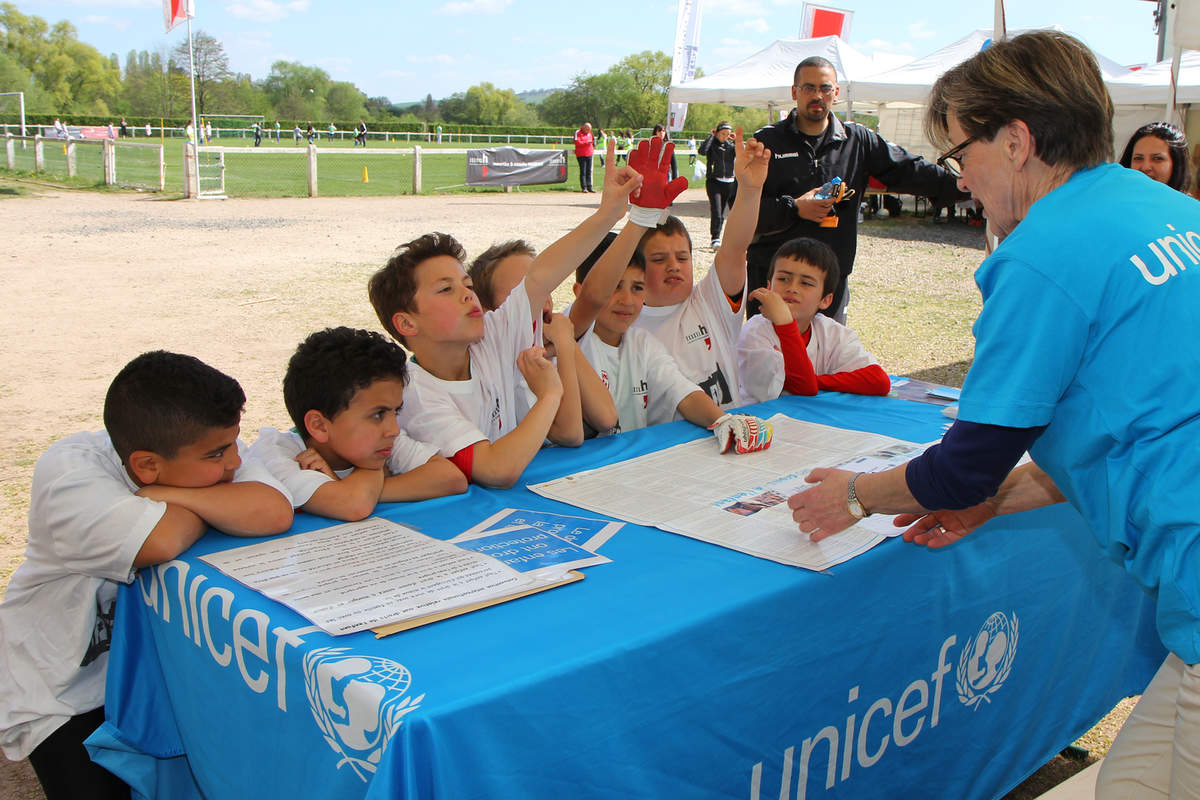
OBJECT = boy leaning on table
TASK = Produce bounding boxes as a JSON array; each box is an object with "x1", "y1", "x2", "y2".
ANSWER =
[
  {"x1": 0, "y1": 351, "x2": 294, "y2": 800},
  {"x1": 249, "y1": 326, "x2": 467, "y2": 521}
]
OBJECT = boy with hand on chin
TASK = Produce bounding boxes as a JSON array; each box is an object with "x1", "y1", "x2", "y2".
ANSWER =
[
  {"x1": 370, "y1": 139, "x2": 643, "y2": 487},
  {"x1": 249, "y1": 327, "x2": 467, "y2": 521},
  {"x1": 570, "y1": 136, "x2": 773, "y2": 452},
  {"x1": 738, "y1": 238, "x2": 890, "y2": 402},
  {"x1": 468, "y1": 240, "x2": 618, "y2": 444},
  {"x1": 0, "y1": 351, "x2": 293, "y2": 800}
]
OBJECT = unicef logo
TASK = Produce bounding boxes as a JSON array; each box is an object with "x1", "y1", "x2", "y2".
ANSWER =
[
  {"x1": 956, "y1": 611, "x2": 1019, "y2": 709},
  {"x1": 303, "y1": 648, "x2": 425, "y2": 780}
]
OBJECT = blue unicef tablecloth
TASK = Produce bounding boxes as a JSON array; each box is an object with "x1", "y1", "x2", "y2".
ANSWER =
[{"x1": 87, "y1": 393, "x2": 1165, "y2": 800}]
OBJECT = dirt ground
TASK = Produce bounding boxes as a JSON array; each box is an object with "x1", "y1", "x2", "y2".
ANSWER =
[{"x1": 0, "y1": 181, "x2": 1131, "y2": 798}]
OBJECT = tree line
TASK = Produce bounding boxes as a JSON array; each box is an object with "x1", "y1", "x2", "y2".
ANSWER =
[{"x1": 0, "y1": 2, "x2": 776, "y2": 134}]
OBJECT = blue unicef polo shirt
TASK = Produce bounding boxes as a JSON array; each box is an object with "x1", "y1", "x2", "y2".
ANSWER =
[{"x1": 958, "y1": 163, "x2": 1200, "y2": 664}]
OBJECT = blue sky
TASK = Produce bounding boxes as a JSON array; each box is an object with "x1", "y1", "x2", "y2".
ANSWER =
[{"x1": 21, "y1": 0, "x2": 1160, "y2": 104}]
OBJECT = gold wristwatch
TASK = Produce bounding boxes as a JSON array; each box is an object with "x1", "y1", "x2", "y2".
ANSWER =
[{"x1": 847, "y1": 472, "x2": 871, "y2": 519}]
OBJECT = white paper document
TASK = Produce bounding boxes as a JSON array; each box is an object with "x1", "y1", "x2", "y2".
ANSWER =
[
  {"x1": 529, "y1": 415, "x2": 930, "y2": 571},
  {"x1": 200, "y1": 517, "x2": 562, "y2": 635}
]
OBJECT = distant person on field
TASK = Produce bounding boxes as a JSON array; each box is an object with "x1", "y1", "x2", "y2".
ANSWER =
[
  {"x1": 275, "y1": 120, "x2": 281, "y2": 143},
  {"x1": 574, "y1": 122, "x2": 595, "y2": 192},
  {"x1": 698, "y1": 121, "x2": 737, "y2": 248},
  {"x1": 328, "y1": 122, "x2": 337, "y2": 142},
  {"x1": 106, "y1": 122, "x2": 115, "y2": 140},
  {"x1": 252, "y1": 121, "x2": 262, "y2": 147},
  {"x1": 0, "y1": 351, "x2": 293, "y2": 800},
  {"x1": 355, "y1": 120, "x2": 367, "y2": 147},
  {"x1": 250, "y1": 327, "x2": 466, "y2": 521},
  {"x1": 436, "y1": 123, "x2": 443, "y2": 143},
  {"x1": 368, "y1": 139, "x2": 642, "y2": 487},
  {"x1": 652, "y1": 125, "x2": 679, "y2": 182},
  {"x1": 468, "y1": 239, "x2": 618, "y2": 440},
  {"x1": 118, "y1": 118, "x2": 128, "y2": 138},
  {"x1": 144, "y1": 122, "x2": 152, "y2": 137},
  {"x1": 737, "y1": 237, "x2": 889, "y2": 402},
  {"x1": 204, "y1": 120, "x2": 212, "y2": 143},
  {"x1": 306, "y1": 123, "x2": 316, "y2": 144},
  {"x1": 293, "y1": 124, "x2": 303, "y2": 144},
  {"x1": 185, "y1": 120, "x2": 196, "y2": 145}
]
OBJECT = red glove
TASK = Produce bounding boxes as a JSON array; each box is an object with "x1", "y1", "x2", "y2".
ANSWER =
[{"x1": 627, "y1": 137, "x2": 689, "y2": 226}]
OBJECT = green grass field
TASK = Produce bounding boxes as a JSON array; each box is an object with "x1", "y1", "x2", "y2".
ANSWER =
[{"x1": 0, "y1": 134, "x2": 626, "y2": 197}]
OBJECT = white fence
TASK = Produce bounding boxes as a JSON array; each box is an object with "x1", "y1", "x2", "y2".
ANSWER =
[{"x1": 3, "y1": 135, "x2": 165, "y2": 190}]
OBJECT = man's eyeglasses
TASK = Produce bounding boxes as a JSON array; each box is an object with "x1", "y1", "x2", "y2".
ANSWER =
[
  {"x1": 937, "y1": 136, "x2": 975, "y2": 178},
  {"x1": 795, "y1": 83, "x2": 835, "y2": 97}
]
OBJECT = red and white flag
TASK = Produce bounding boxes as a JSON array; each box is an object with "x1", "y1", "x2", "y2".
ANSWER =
[
  {"x1": 163, "y1": 0, "x2": 193, "y2": 33},
  {"x1": 800, "y1": 3, "x2": 853, "y2": 39}
]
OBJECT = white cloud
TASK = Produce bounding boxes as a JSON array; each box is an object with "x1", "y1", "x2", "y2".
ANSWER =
[
  {"x1": 908, "y1": 21, "x2": 936, "y2": 40},
  {"x1": 84, "y1": 14, "x2": 130, "y2": 30},
  {"x1": 709, "y1": 0, "x2": 770, "y2": 16},
  {"x1": 406, "y1": 53, "x2": 457, "y2": 66},
  {"x1": 435, "y1": 0, "x2": 512, "y2": 15},
  {"x1": 735, "y1": 18, "x2": 771, "y2": 35},
  {"x1": 224, "y1": 0, "x2": 310, "y2": 23}
]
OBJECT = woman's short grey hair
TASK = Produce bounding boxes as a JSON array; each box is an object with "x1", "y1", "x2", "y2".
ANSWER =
[{"x1": 925, "y1": 31, "x2": 1113, "y2": 171}]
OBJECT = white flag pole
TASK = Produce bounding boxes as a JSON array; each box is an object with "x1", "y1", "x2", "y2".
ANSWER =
[
  {"x1": 993, "y1": 0, "x2": 1006, "y2": 41},
  {"x1": 186, "y1": 11, "x2": 199, "y2": 148},
  {"x1": 667, "y1": 0, "x2": 703, "y2": 132}
]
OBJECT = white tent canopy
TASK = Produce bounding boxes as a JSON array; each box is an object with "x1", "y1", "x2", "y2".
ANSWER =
[
  {"x1": 1108, "y1": 50, "x2": 1200, "y2": 105},
  {"x1": 668, "y1": 35, "x2": 874, "y2": 108},
  {"x1": 851, "y1": 27, "x2": 1134, "y2": 106}
]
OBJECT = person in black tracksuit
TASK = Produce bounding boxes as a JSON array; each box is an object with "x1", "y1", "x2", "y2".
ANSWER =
[
  {"x1": 698, "y1": 121, "x2": 737, "y2": 247},
  {"x1": 749, "y1": 57, "x2": 966, "y2": 321}
]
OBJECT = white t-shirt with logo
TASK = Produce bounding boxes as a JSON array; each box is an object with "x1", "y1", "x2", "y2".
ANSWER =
[
  {"x1": 0, "y1": 431, "x2": 289, "y2": 760},
  {"x1": 632, "y1": 267, "x2": 744, "y2": 409},
  {"x1": 578, "y1": 324, "x2": 701, "y2": 433},
  {"x1": 248, "y1": 427, "x2": 439, "y2": 507},
  {"x1": 736, "y1": 313, "x2": 878, "y2": 404},
  {"x1": 398, "y1": 280, "x2": 536, "y2": 457}
]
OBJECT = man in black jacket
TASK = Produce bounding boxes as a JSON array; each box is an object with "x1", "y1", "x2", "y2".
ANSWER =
[
  {"x1": 698, "y1": 121, "x2": 737, "y2": 248},
  {"x1": 749, "y1": 56, "x2": 965, "y2": 321}
]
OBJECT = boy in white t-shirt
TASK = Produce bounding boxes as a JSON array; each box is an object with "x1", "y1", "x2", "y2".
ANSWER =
[
  {"x1": 468, "y1": 239, "x2": 618, "y2": 442},
  {"x1": 569, "y1": 231, "x2": 772, "y2": 451},
  {"x1": 0, "y1": 351, "x2": 293, "y2": 800},
  {"x1": 738, "y1": 237, "x2": 890, "y2": 403},
  {"x1": 630, "y1": 128, "x2": 769, "y2": 413},
  {"x1": 249, "y1": 327, "x2": 466, "y2": 521},
  {"x1": 368, "y1": 139, "x2": 643, "y2": 487}
]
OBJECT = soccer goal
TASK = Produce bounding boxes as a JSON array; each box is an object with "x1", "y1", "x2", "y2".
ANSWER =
[{"x1": 0, "y1": 91, "x2": 27, "y2": 138}]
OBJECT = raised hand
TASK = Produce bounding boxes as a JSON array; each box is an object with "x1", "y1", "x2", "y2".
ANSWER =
[
  {"x1": 749, "y1": 287, "x2": 792, "y2": 325},
  {"x1": 517, "y1": 346, "x2": 563, "y2": 400},
  {"x1": 733, "y1": 127, "x2": 771, "y2": 190},
  {"x1": 598, "y1": 137, "x2": 643, "y2": 216},
  {"x1": 295, "y1": 447, "x2": 336, "y2": 479},
  {"x1": 627, "y1": 136, "x2": 689, "y2": 225}
]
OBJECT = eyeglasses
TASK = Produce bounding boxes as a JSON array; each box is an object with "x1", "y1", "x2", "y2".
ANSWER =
[
  {"x1": 936, "y1": 136, "x2": 975, "y2": 178},
  {"x1": 795, "y1": 83, "x2": 836, "y2": 97}
]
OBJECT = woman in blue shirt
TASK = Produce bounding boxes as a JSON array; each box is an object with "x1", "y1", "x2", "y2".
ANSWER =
[{"x1": 786, "y1": 31, "x2": 1200, "y2": 799}]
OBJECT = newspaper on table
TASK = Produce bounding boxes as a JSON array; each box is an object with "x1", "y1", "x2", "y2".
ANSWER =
[
  {"x1": 200, "y1": 517, "x2": 577, "y2": 636},
  {"x1": 454, "y1": 507, "x2": 624, "y2": 552},
  {"x1": 529, "y1": 414, "x2": 936, "y2": 571}
]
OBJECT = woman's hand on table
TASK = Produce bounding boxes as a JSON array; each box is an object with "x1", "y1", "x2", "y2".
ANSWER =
[
  {"x1": 787, "y1": 468, "x2": 857, "y2": 541},
  {"x1": 896, "y1": 503, "x2": 996, "y2": 548}
]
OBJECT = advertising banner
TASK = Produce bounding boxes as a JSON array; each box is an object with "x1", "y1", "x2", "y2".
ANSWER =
[{"x1": 466, "y1": 147, "x2": 567, "y2": 186}]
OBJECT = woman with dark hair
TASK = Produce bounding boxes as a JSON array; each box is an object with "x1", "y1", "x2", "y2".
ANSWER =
[
  {"x1": 786, "y1": 31, "x2": 1200, "y2": 798},
  {"x1": 1119, "y1": 121, "x2": 1190, "y2": 193}
]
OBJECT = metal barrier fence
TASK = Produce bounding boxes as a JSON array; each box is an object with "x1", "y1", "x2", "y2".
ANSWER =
[{"x1": 2, "y1": 135, "x2": 164, "y2": 190}]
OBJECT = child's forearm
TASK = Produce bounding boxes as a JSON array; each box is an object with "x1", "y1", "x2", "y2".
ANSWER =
[
  {"x1": 380, "y1": 456, "x2": 468, "y2": 503},
  {"x1": 776, "y1": 322, "x2": 818, "y2": 395},
  {"x1": 470, "y1": 391, "x2": 562, "y2": 487},
  {"x1": 576, "y1": 346, "x2": 618, "y2": 432},
  {"x1": 528, "y1": 207, "x2": 626, "y2": 312},
  {"x1": 133, "y1": 504, "x2": 208, "y2": 568},
  {"x1": 302, "y1": 468, "x2": 386, "y2": 521},
  {"x1": 547, "y1": 347, "x2": 584, "y2": 447},
  {"x1": 570, "y1": 222, "x2": 646, "y2": 337},
  {"x1": 677, "y1": 390, "x2": 724, "y2": 428},
  {"x1": 713, "y1": 181, "x2": 763, "y2": 294},
  {"x1": 141, "y1": 482, "x2": 294, "y2": 536},
  {"x1": 816, "y1": 365, "x2": 891, "y2": 396}
]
